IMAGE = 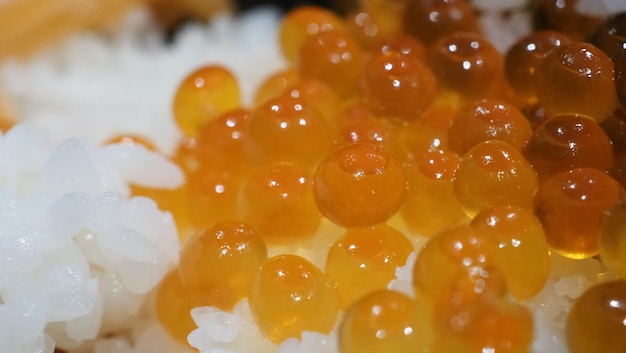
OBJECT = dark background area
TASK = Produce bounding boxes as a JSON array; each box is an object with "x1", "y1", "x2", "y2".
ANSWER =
[{"x1": 237, "y1": 0, "x2": 334, "y2": 12}]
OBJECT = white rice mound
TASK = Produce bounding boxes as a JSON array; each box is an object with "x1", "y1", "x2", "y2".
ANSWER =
[
  {"x1": 0, "y1": 6, "x2": 286, "y2": 353},
  {"x1": 0, "y1": 126, "x2": 182, "y2": 353},
  {"x1": 0, "y1": 6, "x2": 287, "y2": 154},
  {"x1": 0, "y1": 2, "x2": 620, "y2": 353}
]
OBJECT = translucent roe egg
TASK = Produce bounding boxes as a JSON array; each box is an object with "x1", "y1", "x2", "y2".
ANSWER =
[
  {"x1": 589, "y1": 12, "x2": 626, "y2": 62},
  {"x1": 325, "y1": 223, "x2": 413, "y2": 308},
  {"x1": 471, "y1": 205, "x2": 551, "y2": 300},
  {"x1": 448, "y1": 98, "x2": 533, "y2": 156},
  {"x1": 253, "y1": 69, "x2": 301, "y2": 107},
  {"x1": 185, "y1": 166, "x2": 242, "y2": 231},
  {"x1": 431, "y1": 293, "x2": 534, "y2": 353},
  {"x1": 191, "y1": 108, "x2": 250, "y2": 173},
  {"x1": 155, "y1": 269, "x2": 200, "y2": 344},
  {"x1": 313, "y1": 143, "x2": 406, "y2": 228},
  {"x1": 403, "y1": 0, "x2": 479, "y2": 45},
  {"x1": 534, "y1": 168, "x2": 622, "y2": 259},
  {"x1": 504, "y1": 30, "x2": 571, "y2": 104},
  {"x1": 534, "y1": 42, "x2": 618, "y2": 123},
  {"x1": 522, "y1": 114, "x2": 614, "y2": 182},
  {"x1": 453, "y1": 140, "x2": 538, "y2": 218},
  {"x1": 173, "y1": 136, "x2": 199, "y2": 175},
  {"x1": 532, "y1": 0, "x2": 601, "y2": 41},
  {"x1": 360, "y1": 51, "x2": 437, "y2": 122},
  {"x1": 246, "y1": 94, "x2": 330, "y2": 167},
  {"x1": 298, "y1": 30, "x2": 366, "y2": 98},
  {"x1": 400, "y1": 149, "x2": 468, "y2": 237},
  {"x1": 566, "y1": 280, "x2": 626, "y2": 353},
  {"x1": 601, "y1": 108, "x2": 626, "y2": 156},
  {"x1": 615, "y1": 51, "x2": 626, "y2": 109},
  {"x1": 283, "y1": 79, "x2": 340, "y2": 123},
  {"x1": 521, "y1": 103, "x2": 551, "y2": 131},
  {"x1": 279, "y1": 6, "x2": 347, "y2": 64},
  {"x1": 600, "y1": 197, "x2": 626, "y2": 280},
  {"x1": 178, "y1": 222, "x2": 268, "y2": 310},
  {"x1": 241, "y1": 162, "x2": 322, "y2": 245},
  {"x1": 401, "y1": 104, "x2": 458, "y2": 154},
  {"x1": 338, "y1": 290, "x2": 431, "y2": 353},
  {"x1": 250, "y1": 254, "x2": 339, "y2": 344},
  {"x1": 255, "y1": 74, "x2": 340, "y2": 126},
  {"x1": 609, "y1": 153, "x2": 626, "y2": 190},
  {"x1": 172, "y1": 65, "x2": 241, "y2": 136},
  {"x1": 428, "y1": 32, "x2": 503, "y2": 101},
  {"x1": 413, "y1": 226, "x2": 533, "y2": 353},
  {"x1": 413, "y1": 225, "x2": 504, "y2": 309},
  {"x1": 334, "y1": 103, "x2": 394, "y2": 149},
  {"x1": 369, "y1": 33, "x2": 426, "y2": 62},
  {"x1": 345, "y1": 5, "x2": 403, "y2": 50}
]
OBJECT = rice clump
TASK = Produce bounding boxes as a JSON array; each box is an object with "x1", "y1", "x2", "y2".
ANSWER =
[
  {"x1": 0, "y1": 125, "x2": 182, "y2": 352},
  {"x1": 0, "y1": 6, "x2": 285, "y2": 353}
]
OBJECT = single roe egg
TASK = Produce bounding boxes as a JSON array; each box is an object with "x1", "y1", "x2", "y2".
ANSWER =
[
  {"x1": 325, "y1": 223, "x2": 413, "y2": 308},
  {"x1": 453, "y1": 140, "x2": 538, "y2": 218},
  {"x1": 313, "y1": 143, "x2": 406, "y2": 228},
  {"x1": 250, "y1": 254, "x2": 339, "y2": 344},
  {"x1": 534, "y1": 42, "x2": 618, "y2": 123},
  {"x1": 566, "y1": 280, "x2": 626, "y2": 353},
  {"x1": 178, "y1": 222, "x2": 268, "y2": 310},
  {"x1": 360, "y1": 51, "x2": 437, "y2": 122},
  {"x1": 534, "y1": 168, "x2": 621, "y2": 259},
  {"x1": 600, "y1": 196, "x2": 626, "y2": 280},
  {"x1": 173, "y1": 65, "x2": 240, "y2": 136},
  {"x1": 471, "y1": 205, "x2": 551, "y2": 300},
  {"x1": 338, "y1": 290, "x2": 431, "y2": 353}
]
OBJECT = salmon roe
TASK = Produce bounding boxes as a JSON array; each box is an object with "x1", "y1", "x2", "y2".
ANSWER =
[
  {"x1": 534, "y1": 168, "x2": 622, "y2": 259},
  {"x1": 448, "y1": 98, "x2": 533, "y2": 156},
  {"x1": 413, "y1": 225, "x2": 534, "y2": 352},
  {"x1": 250, "y1": 254, "x2": 339, "y2": 344},
  {"x1": 600, "y1": 196, "x2": 626, "y2": 280},
  {"x1": 522, "y1": 114, "x2": 614, "y2": 183},
  {"x1": 172, "y1": 65, "x2": 240, "y2": 136},
  {"x1": 360, "y1": 51, "x2": 437, "y2": 122},
  {"x1": 325, "y1": 224, "x2": 413, "y2": 308},
  {"x1": 504, "y1": 30, "x2": 572, "y2": 104},
  {"x1": 400, "y1": 149, "x2": 468, "y2": 237},
  {"x1": 246, "y1": 93, "x2": 331, "y2": 167},
  {"x1": 428, "y1": 32, "x2": 503, "y2": 101},
  {"x1": 156, "y1": 3, "x2": 626, "y2": 350},
  {"x1": 241, "y1": 162, "x2": 322, "y2": 245},
  {"x1": 345, "y1": 2, "x2": 404, "y2": 50},
  {"x1": 403, "y1": 0, "x2": 479, "y2": 45},
  {"x1": 279, "y1": 6, "x2": 347, "y2": 64},
  {"x1": 369, "y1": 33, "x2": 426, "y2": 62},
  {"x1": 534, "y1": 42, "x2": 618, "y2": 123},
  {"x1": 298, "y1": 30, "x2": 366, "y2": 98},
  {"x1": 566, "y1": 280, "x2": 626, "y2": 353},
  {"x1": 313, "y1": 142, "x2": 406, "y2": 228},
  {"x1": 178, "y1": 222, "x2": 268, "y2": 310},
  {"x1": 470, "y1": 205, "x2": 551, "y2": 300},
  {"x1": 453, "y1": 140, "x2": 538, "y2": 218},
  {"x1": 338, "y1": 290, "x2": 431, "y2": 353},
  {"x1": 412, "y1": 225, "x2": 503, "y2": 307},
  {"x1": 155, "y1": 269, "x2": 200, "y2": 344}
]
